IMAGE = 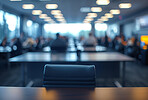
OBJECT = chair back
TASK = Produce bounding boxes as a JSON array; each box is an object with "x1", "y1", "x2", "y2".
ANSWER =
[{"x1": 43, "y1": 64, "x2": 96, "y2": 87}]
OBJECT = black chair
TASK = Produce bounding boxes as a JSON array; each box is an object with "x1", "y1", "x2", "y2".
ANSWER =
[{"x1": 43, "y1": 64, "x2": 96, "y2": 87}]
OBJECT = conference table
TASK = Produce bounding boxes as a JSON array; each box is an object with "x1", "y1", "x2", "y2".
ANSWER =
[
  {"x1": 43, "y1": 45, "x2": 107, "y2": 52},
  {"x1": 0, "y1": 87, "x2": 148, "y2": 100},
  {"x1": 9, "y1": 52, "x2": 134, "y2": 87}
]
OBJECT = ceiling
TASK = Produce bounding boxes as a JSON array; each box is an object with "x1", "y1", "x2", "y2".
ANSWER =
[{"x1": 0, "y1": 0, "x2": 148, "y2": 24}]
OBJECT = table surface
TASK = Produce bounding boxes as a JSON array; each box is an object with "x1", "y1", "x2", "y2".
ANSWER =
[
  {"x1": 0, "y1": 87, "x2": 148, "y2": 100},
  {"x1": 9, "y1": 52, "x2": 134, "y2": 63},
  {"x1": 43, "y1": 45, "x2": 107, "y2": 52}
]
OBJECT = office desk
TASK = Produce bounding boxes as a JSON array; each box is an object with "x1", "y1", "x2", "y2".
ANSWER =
[
  {"x1": 0, "y1": 87, "x2": 148, "y2": 100},
  {"x1": 9, "y1": 52, "x2": 134, "y2": 87}
]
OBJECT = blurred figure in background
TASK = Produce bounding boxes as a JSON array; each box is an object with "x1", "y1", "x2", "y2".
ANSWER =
[
  {"x1": 50, "y1": 33, "x2": 68, "y2": 51},
  {"x1": 83, "y1": 33, "x2": 97, "y2": 47},
  {"x1": 0, "y1": 37, "x2": 9, "y2": 47},
  {"x1": 23, "y1": 37, "x2": 36, "y2": 51}
]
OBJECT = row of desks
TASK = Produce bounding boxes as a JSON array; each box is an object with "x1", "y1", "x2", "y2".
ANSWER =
[
  {"x1": 9, "y1": 52, "x2": 135, "y2": 87},
  {"x1": 0, "y1": 87, "x2": 148, "y2": 100}
]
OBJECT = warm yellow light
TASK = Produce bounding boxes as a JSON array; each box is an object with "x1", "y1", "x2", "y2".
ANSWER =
[
  {"x1": 85, "y1": 18, "x2": 94, "y2": 21},
  {"x1": 101, "y1": 16, "x2": 107, "y2": 19},
  {"x1": 96, "y1": 0, "x2": 110, "y2": 5},
  {"x1": 91, "y1": 7, "x2": 102, "y2": 12},
  {"x1": 119, "y1": 3, "x2": 132, "y2": 8},
  {"x1": 57, "y1": 18, "x2": 65, "y2": 21},
  {"x1": 87, "y1": 13, "x2": 97, "y2": 17},
  {"x1": 83, "y1": 21, "x2": 91, "y2": 23},
  {"x1": 54, "y1": 15, "x2": 63, "y2": 18},
  {"x1": 10, "y1": 0, "x2": 22, "y2": 1},
  {"x1": 22, "y1": 4, "x2": 34, "y2": 9},
  {"x1": 44, "y1": 19, "x2": 52, "y2": 22},
  {"x1": 95, "y1": 21, "x2": 103, "y2": 23},
  {"x1": 110, "y1": 9, "x2": 120, "y2": 14},
  {"x1": 51, "y1": 10, "x2": 61, "y2": 15},
  {"x1": 102, "y1": 18, "x2": 108, "y2": 21},
  {"x1": 39, "y1": 14, "x2": 48, "y2": 19},
  {"x1": 46, "y1": 4, "x2": 58, "y2": 9},
  {"x1": 105, "y1": 13, "x2": 113, "y2": 18},
  {"x1": 32, "y1": 10, "x2": 42, "y2": 15}
]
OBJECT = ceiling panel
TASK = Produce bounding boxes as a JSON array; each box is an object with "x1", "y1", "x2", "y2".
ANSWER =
[{"x1": 0, "y1": 0, "x2": 147, "y2": 24}]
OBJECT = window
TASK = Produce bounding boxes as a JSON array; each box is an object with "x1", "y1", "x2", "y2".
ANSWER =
[
  {"x1": 0, "y1": 10, "x2": 4, "y2": 43},
  {"x1": 43, "y1": 23, "x2": 91, "y2": 38},
  {"x1": 95, "y1": 23, "x2": 108, "y2": 37}
]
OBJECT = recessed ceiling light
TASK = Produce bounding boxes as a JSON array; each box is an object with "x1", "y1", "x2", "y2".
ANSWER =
[
  {"x1": 57, "y1": 18, "x2": 65, "y2": 21},
  {"x1": 54, "y1": 15, "x2": 64, "y2": 18},
  {"x1": 87, "y1": 13, "x2": 97, "y2": 17},
  {"x1": 46, "y1": 4, "x2": 58, "y2": 9},
  {"x1": 96, "y1": 0, "x2": 110, "y2": 5},
  {"x1": 119, "y1": 3, "x2": 132, "y2": 8},
  {"x1": 32, "y1": 10, "x2": 42, "y2": 15},
  {"x1": 105, "y1": 13, "x2": 113, "y2": 18},
  {"x1": 91, "y1": 7, "x2": 102, "y2": 12},
  {"x1": 39, "y1": 14, "x2": 48, "y2": 19},
  {"x1": 110, "y1": 9, "x2": 120, "y2": 14},
  {"x1": 95, "y1": 21, "x2": 103, "y2": 23},
  {"x1": 85, "y1": 18, "x2": 94, "y2": 21},
  {"x1": 101, "y1": 18, "x2": 108, "y2": 21},
  {"x1": 22, "y1": 4, "x2": 34, "y2": 9},
  {"x1": 10, "y1": 0, "x2": 22, "y2": 1},
  {"x1": 51, "y1": 10, "x2": 61, "y2": 15}
]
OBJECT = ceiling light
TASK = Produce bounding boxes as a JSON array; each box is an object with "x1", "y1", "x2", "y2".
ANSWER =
[
  {"x1": 96, "y1": 0, "x2": 110, "y2": 5},
  {"x1": 44, "y1": 19, "x2": 52, "y2": 22},
  {"x1": 22, "y1": 4, "x2": 34, "y2": 9},
  {"x1": 95, "y1": 21, "x2": 103, "y2": 23},
  {"x1": 51, "y1": 10, "x2": 61, "y2": 15},
  {"x1": 83, "y1": 21, "x2": 91, "y2": 23},
  {"x1": 39, "y1": 14, "x2": 48, "y2": 19},
  {"x1": 54, "y1": 15, "x2": 63, "y2": 18},
  {"x1": 101, "y1": 18, "x2": 108, "y2": 21},
  {"x1": 46, "y1": 4, "x2": 58, "y2": 9},
  {"x1": 87, "y1": 13, "x2": 97, "y2": 17},
  {"x1": 91, "y1": 7, "x2": 102, "y2": 12},
  {"x1": 85, "y1": 18, "x2": 94, "y2": 21},
  {"x1": 10, "y1": 0, "x2": 22, "y2": 1},
  {"x1": 119, "y1": 3, "x2": 132, "y2": 8},
  {"x1": 105, "y1": 13, "x2": 113, "y2": 18},
  {"x1": 110, "y1": 9, "x2": 120, "y2": 14},
  {"x1": 32, "y1": 10, "x2": 42, "y2": 15},
  {"x1": 57, "y1": 18, "x2": 65, "y2": 21}
]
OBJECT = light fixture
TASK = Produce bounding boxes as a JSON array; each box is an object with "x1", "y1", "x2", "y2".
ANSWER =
[
  {"x1": 57, "y1": 18, "x2": 65, "y2": 21},
  {"x1": 95, "y1": 21, "x2": 103, "y2": 23},
  {"x1": 46, "y1": 4, "x2": 58, "y2": 9},
  {"x1": 110, "y1": 9, "x2": 120, "y2": 14},
  {"x1": 22, "y1": 4, "x2": 34, "y2": 9},
  {"x1": 85, "y1": 18, "x2": 94, "y2": 21},
  {"x1": 10, "y1": 0, "x2": 22, "y2": 1},
  {"x1": 96, "y1": 0, "x2": 110, "y2": 5},
  {"x1": 119, "y1": 3, "x2": 132, "y2": 8},
  {"x1": 51, "y1": 10, "x2": 61, "y2": 15},
  {"x1": 39, "y1": 14, "x2": 48, "y2": 19},
  {"x1": 91, "y1": 7, "x2": 102, "y2": 12},
  {"x1": 101, "y1": 16, "x2": 107, "y2": 19},
  {"x1": 101, "y1": 18, "x2": 108, "y2": 21},
  {"x1": 54, "y1": 15, "x2": 64, "y2": 18},
  {"x1": 87, "y1": 13, "x2": 97, "y2": 17},
  {"x1": 105, "y1": 13, "x2": 113, "y2": 18},
  {"x1": 44, "y1": 19, "x2": 52, "y2": 22},
  {"x1": 32, "y1": 10, "x2": 42, "y2": 15}
]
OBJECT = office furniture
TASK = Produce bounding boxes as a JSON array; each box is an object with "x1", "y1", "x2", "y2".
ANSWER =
[
  {"x1": 9, "y1": 52, "x2": 134, "y2": 87},
  {"x1": 0, "y1": 87, "x2": 148, "y2": 100},
  {"x1": 43, "y1": 64, "x2": 96, "y2": 87}
]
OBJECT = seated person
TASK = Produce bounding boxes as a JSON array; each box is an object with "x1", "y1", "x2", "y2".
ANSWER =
[
  {"x1": 50, "y1": 33, "x2": 68, "y2": 51},
  {"x1": 83, "y1": 33, "x2": 97, "y2": 47}
]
